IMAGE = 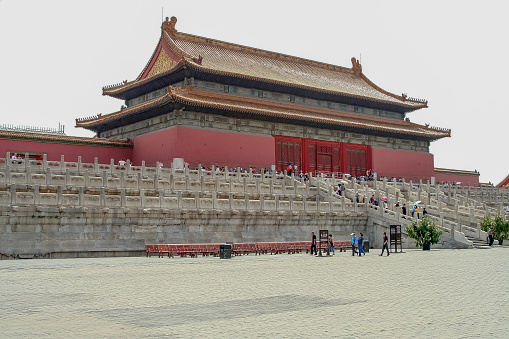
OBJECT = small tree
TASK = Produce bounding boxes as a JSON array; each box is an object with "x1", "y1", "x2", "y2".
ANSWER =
[
  {"x1": 405, "y1": 217, "x2": 443, "y2": 248},
  {"x1": 493, "y1": 214, "x2": 509, "y2": 241},
  {"x1": 480, "y1": 215, "x2": 495, "y2": 232}
]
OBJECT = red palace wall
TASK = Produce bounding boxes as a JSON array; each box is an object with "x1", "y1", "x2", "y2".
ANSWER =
[
  {"x1": 132, "y1": 126, "x2": 276, "y2": 168},
  {"x1": 0, "y1": 139, "x2": 132, "y2": 164},
  {"x1": 371, "y1": 148, "x2": 435, "y2": 181},
  {"x1": 434, "y1": 172, "x2": 480, "y2": 186}
]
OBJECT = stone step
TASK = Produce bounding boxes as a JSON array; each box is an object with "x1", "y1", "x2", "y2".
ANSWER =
[{"x1": 465, "y1": 236, "x2": 491, "y2": 248}]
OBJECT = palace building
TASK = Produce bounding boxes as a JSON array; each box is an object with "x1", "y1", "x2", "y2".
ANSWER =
[
  {"x1": 6, "y1": 17, "x2": 454, "y2": 181},
  {"x1": 75, "y1": 16, "x2": 450, "y2": 180}
]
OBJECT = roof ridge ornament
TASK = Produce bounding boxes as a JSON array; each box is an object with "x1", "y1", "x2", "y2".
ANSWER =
[
  {"x1": 162, "y1": 16, "x2": 177, "y2": 37},
  {"x1": 351, "y1": 57, "x2": 362, "y2": 74}
]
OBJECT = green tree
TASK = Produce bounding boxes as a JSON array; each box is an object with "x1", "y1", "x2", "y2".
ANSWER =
[
  {"x1": 493, "y1": 214, "x2": 509, "y2": 241},
  {"x1": 480, "y1": 215, "x2": 494, "y2": 232},
  {"x1": 405, "y1": 217, "x2": 443, "y2": 248}
]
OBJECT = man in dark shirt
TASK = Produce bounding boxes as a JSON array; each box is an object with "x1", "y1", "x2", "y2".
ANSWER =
[
  {"x1": 310, "y1": 232, "x2": 317, "y2": 255},
  {"x1": 380, "y1": 232, "x2": 389, "y2": 256},
  {"x1": 402, "y1": 204, "x2": 407, "y2": 215}
]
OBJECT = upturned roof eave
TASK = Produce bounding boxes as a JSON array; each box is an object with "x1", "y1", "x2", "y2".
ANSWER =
[{"x1": 79, "y1": 87, "x2": 447, "y2": 141}]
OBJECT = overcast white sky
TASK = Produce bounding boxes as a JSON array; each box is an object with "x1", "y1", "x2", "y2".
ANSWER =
[{"x1": 0, "y1": 0, "x2": 507, "y2": 184}]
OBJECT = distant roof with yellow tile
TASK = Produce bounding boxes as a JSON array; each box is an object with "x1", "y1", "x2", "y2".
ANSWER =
[
  {"x1": 103, "y1": 17, "x2": 428, "y2": 112},
  {"x1": 0, "y1": 130, "x2": 132, "y2": 148}
]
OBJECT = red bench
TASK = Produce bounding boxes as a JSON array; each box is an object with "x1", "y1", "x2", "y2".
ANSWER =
[
  {"x1": 157, "y1": 244, "x2": 170, "y2": 258},
  {"x1": 145, "y1": 244, "x2": 159, "y2": 257}
]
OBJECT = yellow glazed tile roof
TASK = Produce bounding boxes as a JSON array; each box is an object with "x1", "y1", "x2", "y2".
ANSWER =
[{"x1": 103, "y1": 17, "x2": 427, "y2": 110}]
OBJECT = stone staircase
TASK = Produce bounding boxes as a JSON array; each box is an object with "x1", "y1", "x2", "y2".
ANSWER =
[
  {"x1": 311, "y1": 174, "x2": 508, "y2": 249},
  {"x1": 465, "y1": 235, "x2": 491, "y2": 249}
]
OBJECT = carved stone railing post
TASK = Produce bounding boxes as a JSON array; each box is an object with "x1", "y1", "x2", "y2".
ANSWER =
[
  {"x1": 212, "y1": 191, "x2": 217, "y2": 209},
  {"x1": 79, "y1": 187, "x2": 84, "y2": 206},
  {"x1": 57, "y1": 185, "x2": 62, "y2": 205},
  {"x1": 120, "y1": 188, "x2": 126, "y2": 207},
  {"x1": 100, "y1": 187, "x2": 105, "y2": 207},
  {"x1": 159, "y1": 190, "x2": 164, "y2": 208},
  {"x1": 34, "y1": 184, "x2": 40, "y2": 205},
  {"x1": 102, "y1": 171, "x2": 107, "y2": 188},
  {"x1": 4, "y1": 166, "x2": 11, "y2": 183},
  {"x1": 46, "y1": 167, "x2": 52, "y2": 185},
  {"x1": 10, "y1": 184, "x2": 16, "y2": 205}
]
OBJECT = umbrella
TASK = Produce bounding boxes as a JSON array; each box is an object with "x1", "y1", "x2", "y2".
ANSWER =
[
  {"x1": 381, "y1": 196, "x2": 388, "y2": 201},
  {"x1": 340, "y1": 180, "x2": 349, "y2": 184},
  {"x1": 414, "y1": 201, "x2": 422, "y2": 205}
]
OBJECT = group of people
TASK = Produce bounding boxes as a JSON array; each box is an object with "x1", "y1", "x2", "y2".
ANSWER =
[
  {"x1": 350, "y1": 232, "x2": 366, "y2": 256},
  {"x1": 10, "y1": 153, "x2": 22, "y2": 164},
  {"x1": 310, "y1": 232, "x2": 338, "y2": 255},
  {"x1": 310, "y1": 231, "x2": 390, "y2": 257}
]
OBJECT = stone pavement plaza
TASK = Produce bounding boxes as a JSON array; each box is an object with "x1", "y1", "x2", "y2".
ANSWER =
[{"x1": 1, "y1": 248, "x2": 508, "y2": 338}]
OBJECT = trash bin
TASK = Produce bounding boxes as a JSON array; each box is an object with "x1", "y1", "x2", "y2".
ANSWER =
[
  {"x1": 363, "y1": 240, "x2": 370, "y2": 253},
  {"x1": 220, "y1": 244, "x2": 232, "y2": 259}
]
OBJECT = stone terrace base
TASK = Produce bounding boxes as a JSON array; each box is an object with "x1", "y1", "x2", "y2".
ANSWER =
[{"x1": 0, "y1": 206, "x2": 368, "y2": 259}]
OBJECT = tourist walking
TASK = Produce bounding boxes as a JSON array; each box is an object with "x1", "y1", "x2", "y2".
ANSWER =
[
  {"x1": 358, "y1": 233, "x2": 365, "y2": 256},
  {"x1": 351, "y1": 232, "x2": 357, "y2": 256},
  {"x1": 380, "y1": 232, "x2": 389, "y2": 256},
  {"x1": 415, "y1": 206, "x2": 420, "y2": 219},
  {"x1": 402, "y1": 203, "x2": 407, "y2": 215},
  {"x1": 422, "y1": 208, "x2": 427, "y2": 217},
  {"x1": 310, "y1": 232, "x2": 317, "y2": 255},
  {"x1": 328, "y1": 234, "x2": 335, "y2": 255}
]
